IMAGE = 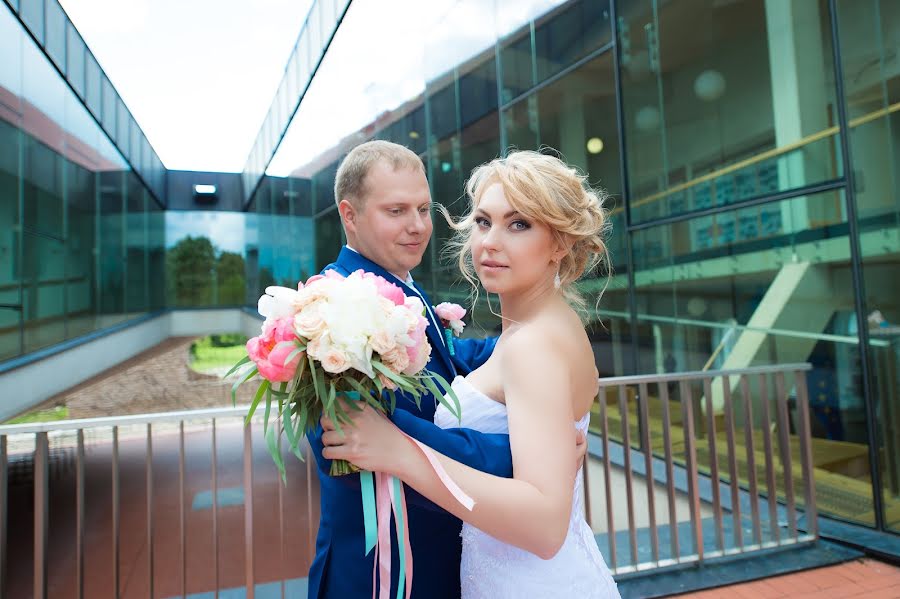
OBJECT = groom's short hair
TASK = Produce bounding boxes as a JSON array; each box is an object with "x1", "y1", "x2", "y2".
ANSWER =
[{"x1": 334, "y1": 140, "x2": 424, "y2": 208}]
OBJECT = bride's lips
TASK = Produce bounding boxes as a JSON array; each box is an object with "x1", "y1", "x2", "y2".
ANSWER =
[{"x1": 479, "y1": 260, "x2": 508, "y2": 271}]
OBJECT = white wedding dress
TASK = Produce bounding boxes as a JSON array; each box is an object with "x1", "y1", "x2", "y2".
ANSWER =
[{"x1": 434, "y1": 376, "x2": 621, "y2": 598}]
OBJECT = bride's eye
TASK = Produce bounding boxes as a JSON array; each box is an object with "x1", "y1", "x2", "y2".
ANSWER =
[
  {"x1": 474, "y1": 217, "x2": 490, "y2": 228},
  {"x1": 510, "y1": 220, "x2": 530, "y2": 231}
]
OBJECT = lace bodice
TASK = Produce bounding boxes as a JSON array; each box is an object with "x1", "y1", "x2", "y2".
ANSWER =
[{"x1": 433, "y1": 376, "x2": 620, "y2": 598}]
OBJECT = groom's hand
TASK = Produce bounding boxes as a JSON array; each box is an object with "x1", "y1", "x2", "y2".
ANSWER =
[{"x1": 575, "y1": 429, "x2": 588, "y2": 474}]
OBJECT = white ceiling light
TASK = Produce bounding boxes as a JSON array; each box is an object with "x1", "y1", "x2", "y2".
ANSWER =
[
  {"x1": 635, "y1": 106, "x2": 661, "y2": 131},
  {"x1": 694, "y1": 69, "x2": 726, "y2": 101},
  {"x1": 586, "y1": 137, "x2": 604, "y2": 154}
]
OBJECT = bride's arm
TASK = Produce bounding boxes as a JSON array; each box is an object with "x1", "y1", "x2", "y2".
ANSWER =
[{"x1": 322, "y1": 328, "x2": 577, "y2": 559}]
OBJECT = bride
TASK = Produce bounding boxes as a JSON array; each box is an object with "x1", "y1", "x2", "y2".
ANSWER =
[{"x1": 321, "y1": 150, "x2": 621, "y2": 598}]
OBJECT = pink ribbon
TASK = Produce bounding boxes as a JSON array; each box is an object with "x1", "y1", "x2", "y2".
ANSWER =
[{"x1": 370, "y1": 431, "x2": 475, "y2": 599}]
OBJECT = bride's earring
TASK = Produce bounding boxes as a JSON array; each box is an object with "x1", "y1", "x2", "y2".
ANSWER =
[{"x1": 554, "y1": 270, "x2": 561, "y2": 289}]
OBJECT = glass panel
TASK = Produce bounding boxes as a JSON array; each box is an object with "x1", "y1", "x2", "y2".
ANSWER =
[
  {"x1": 0, "y1": 120, "x2": 22, "y2": 361},
  {"x1": 314, "y1": 206, "x2": 342, "y2": 273},
  {"x1": 533, "y1": 0, "x2": 611, "y2": 83},
  {"x1": 97, "y1": 170, "x2": 124, "y2": 315},
  {"x1": 312, "y1": 160, "x2": 338, "y2": 215},
  {"x1": 147, "y1": 196, "x2": 165, "y2": 311},
  {"x1": 101, "y1": 75, "x2": 116, "y2": 139},
  {"x1": 630, "y1": 190, "x2": 876, "y2": 526},
  {"x1": 620, "y1": 0, "x2": 841, "y2": 224},
  {"x1": 500, "y1": 29, "x2": 533, "y2": 104},
  {"x1": 22, "y1": 130, "x2": 66, "y2": 352},
  {"x1": 64, "y1": 155, "x2": 95, "y2": 340},
  {"x1": 459, "y1": 57, "x2": 498, "y2": 131},
  {"x1": 43, "y1": 0, "x2": 65, "y2": 71},
  {"x1": 116, "y1": 102, "x2": 130, "y2": 159},
  {"x1": 18, "y1": 0, "x2": 43, "y2": 44},
  {"x1": 835, "y1": 0, "x2": 900, "y2": 532},
  {"x1": 65, "y1": 23, "x2": 85, "y2": 98},
  {"x1": 124, "y1": 173, "x2": 147, "y2": 312},
  {"x1": 84, "y1": 52, "x2": 101, "y2": 116}
]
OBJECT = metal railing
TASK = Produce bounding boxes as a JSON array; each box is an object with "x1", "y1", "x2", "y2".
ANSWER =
[
  {"x1": 1, "y1": 363, "x2": 818, "y2": 596},
  {"x1": 584, "y1": 363, "x2": 817, "y2": 575},
  {"x1": 0, "y1": 406, "x2": 317, "y2": 599}
]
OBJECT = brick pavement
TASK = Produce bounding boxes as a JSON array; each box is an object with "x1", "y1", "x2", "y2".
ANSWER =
[{"x1": 675, "y1": 558, "x2": 900, "y2": 598}]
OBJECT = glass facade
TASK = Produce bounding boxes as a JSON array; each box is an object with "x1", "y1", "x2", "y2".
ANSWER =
[
  {"x1": 259, "y1": 0, "x2": 900, "y2": 534},
  {"x1": 0, "y1": 5, "x2": 162, "y2": 360}
]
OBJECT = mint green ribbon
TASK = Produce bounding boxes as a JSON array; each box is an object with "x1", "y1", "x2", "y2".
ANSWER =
[
  {"x1": 340, "y1": 391, "x2": 377, "y2": 555},
  {"x1": 361, "y1": 470, "x2": 377, "y2": 554},
  {"x1": 444, "y1": 327, "x2": 455, "y2": 356},
  {"x1": 393, "y1": 475, "x2": 407, "y2": 599}
]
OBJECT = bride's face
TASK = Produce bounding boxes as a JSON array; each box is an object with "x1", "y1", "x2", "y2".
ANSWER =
[{"x1": 471, "y1": 183, "x2": 560, "y2": 295}]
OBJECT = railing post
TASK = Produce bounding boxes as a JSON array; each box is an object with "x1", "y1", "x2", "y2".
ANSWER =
[
  {"x1": 0, "y1": 435, "x2": 7, "y2": 599},
  {"x1": 775, "y1": 371, "x2": 798, "y2": 539},
  {"x1": 639, "y1": 382, "x2": 659, "y2": 563},
  {"x1": 599, "y1": 394, "x2": 617, "y2": 571},
  {"x1": 794, "y1": 370, "x2": 818, "y2": 538},
  {"x1": 146, "y1": 424, "x2": 154, "y2": 599},
  {"x1": 680, "y1": 381, "x2": 704, "y2": 561},
  {"x1": 740, "y1": 375, "x2": 762, "y2": 546},
  {"x1": 34, "y1": 432, "x2": 49, "y2": 599},
  {"x1": 658, "y1": 381, "x2": 680, "y2": 561},
  {"x1": 757, "y1": 373, "x2": 781, "y2": 545},
  {"x1": 618, "y1": 385, "x2": 638, "y2": 567},
  {"x1": 722, "y1": 374, "x2": 743, "y2": 549},
  {"x1": 76, "y1": 429, "x2": 85, "y2": 599},
  {"x1": 244, "y1": 422, "x2": 255, "y2": 599},
  {"x1": 702, "y1": 376, "x2": 725, "y2": 553}
]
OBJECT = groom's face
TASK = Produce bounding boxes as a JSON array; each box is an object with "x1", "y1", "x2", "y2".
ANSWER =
[{"x1": 340, "y1": 161, "x2": 433, "y2": 279}]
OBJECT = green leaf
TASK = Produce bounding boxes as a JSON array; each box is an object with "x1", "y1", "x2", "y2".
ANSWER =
[
  {"x1": 266, "y1": 425, "x2": 286, "y2": 484},
  {"x1": 263, "y1": 384, "x2": 273, "y2": 434},
  {"x1": 283, "y1": 407, "x2": 304, "y2": 461},
  {"x1": 430, "y1": 371, "x2": 461, "y2": 420},
  {"x1": 224, "y1": 355, "x2": 251, "y2": 378},
  {"x1": 232, "y1": 365, "x2": 258, "y2": 406},
  {"x1": 346, "y1": 376, "x2": 372, "y2": 398},
  {"x1": 309, "y1": 357, "x2": 323, "y2": 402},
  {"x1": 285, "y1": 347, "x2": 305, "y2": 366},
  {"x1": 246, "y1": 379, "x2": 270, "y2": 425},
  {"x1": 334, "y1": 396, "x2": 352, "y2": 426},
  {"x1": 371, "y1": 361, "x2": 415, "y2": 392},
  {"x1": 328, "y1": 380, "x2": 336, "y2": 408},
  {"x1": 387, "y1": 388, "x2": 397, "y2": 413}
]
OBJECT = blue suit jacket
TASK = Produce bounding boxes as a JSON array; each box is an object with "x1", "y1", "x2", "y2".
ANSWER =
[{"x1": 306, "y1": 247, "x2": 512, "y2": 599}]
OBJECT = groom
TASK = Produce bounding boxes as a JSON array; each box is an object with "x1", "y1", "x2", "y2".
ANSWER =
[{"x1": 306, "y1": 141, "x2": 583, "y2": 598}]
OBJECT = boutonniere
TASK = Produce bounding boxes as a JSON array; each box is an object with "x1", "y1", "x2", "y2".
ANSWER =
[{"x1": 434, "y1": 303, "x2": 466, "y2": 356}]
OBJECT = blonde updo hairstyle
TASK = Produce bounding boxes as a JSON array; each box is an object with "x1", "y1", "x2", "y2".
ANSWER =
[{"x1": 443, "y1": 149, "x2": 611, "y2": 310}]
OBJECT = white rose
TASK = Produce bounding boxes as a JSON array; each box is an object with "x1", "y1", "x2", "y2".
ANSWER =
[{"x1": 321, "y1": 348, "x2": 351, "y2": 374}]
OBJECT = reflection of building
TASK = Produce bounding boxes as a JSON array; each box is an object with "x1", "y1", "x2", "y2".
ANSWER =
[{"x1": 1, "y1": 0, "x2": 898, "y2": 581}]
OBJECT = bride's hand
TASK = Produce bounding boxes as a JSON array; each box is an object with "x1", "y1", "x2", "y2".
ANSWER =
[{"x1": 321, "y1": 401, "x2": 409, "y2": 475}]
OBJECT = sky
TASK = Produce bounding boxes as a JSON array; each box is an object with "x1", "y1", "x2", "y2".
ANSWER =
[
  {"x1": 58, "y1": 0, "x2": 565, "y2": 176},
  {"x1": 59, "y1": 0, "x2": 312, "y2": 172}
]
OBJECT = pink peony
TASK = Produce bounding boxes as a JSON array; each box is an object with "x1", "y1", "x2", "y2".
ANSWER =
[
  {"x1": 403, "y1": 313, "x2": 431, "y2": 375},
  {"x1": 246, "y1": 317, "x2": 303, "y2": 382},
  {"x1": 357, "y1": 270, "x2": 405, "y2": 306},
  {"x1": 305, "y1": 270, "x2": 345, "y2": 287},
  {"x1": 435, "y1": 302, "x2": 466, "y2": 322}
]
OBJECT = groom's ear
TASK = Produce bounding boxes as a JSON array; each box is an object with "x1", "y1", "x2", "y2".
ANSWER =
[{"x1": 338, "y1": 199, "x2": 357, "y2": 234}]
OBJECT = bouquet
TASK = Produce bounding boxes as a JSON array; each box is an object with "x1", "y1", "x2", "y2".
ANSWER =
[{"x1": 228, "y1": 269, "x2": 461, "y2": 479}]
